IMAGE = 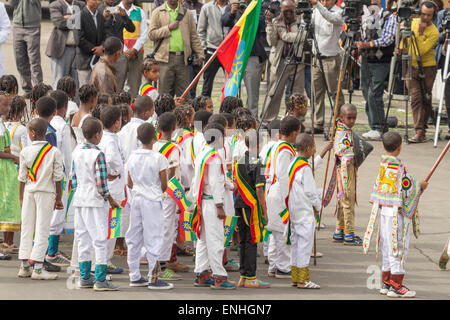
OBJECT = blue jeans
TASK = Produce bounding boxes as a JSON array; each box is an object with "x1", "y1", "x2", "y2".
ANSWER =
[{"x1": 360, "y1": 60, "x2": 390, "y2": 132}]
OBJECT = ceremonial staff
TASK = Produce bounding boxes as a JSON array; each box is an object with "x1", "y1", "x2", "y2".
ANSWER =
[{"x1": 425, "y1": 139, "x2": 450, "y2": 182}]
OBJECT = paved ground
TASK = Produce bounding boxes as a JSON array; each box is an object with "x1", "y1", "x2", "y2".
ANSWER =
[{"x1": 1, "y1": 14, "x2": 450, "y2": 300}]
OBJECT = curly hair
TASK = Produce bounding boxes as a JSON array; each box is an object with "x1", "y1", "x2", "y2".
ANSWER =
[
  {"x1": 231, "y1": 107, "x2": 252, "y2": 119},
  {"x1": 155, "y1": 93, "x2": 176, "y2": 116},
  {"x1": 0, "y1": 75, "x2": 19, "y2": 95},
  {"x1": 30, "y1": 83, "x2": 52, "y2": 104},
  {"x1": 98, "y1": 93, "x2": 112, "y2": 105},
  {"x1": 92, "y1": 104, "x2": 107, "y2": 120},
  {"x1": 7, "y1": 95, "x2": 27, "y2": 121},
  {"x1": 140, "y1": 57, "x2": 160, "y2": 74},
  {"x1": 78, "y1": 84, "x2": 98, "y2": 104},
  {"x1": 286, "y1": 93, "x2": 308, "y2": 114},
  {"x1": 236, "y1": 113, "x2": 256, "y2": 131},
  {"x1": 219, "y1": 96, "x2": 243, "y2": 114},
  {"x1": 56, "y1": 76, "x2": 77, "y2": 98},
  {"x1": 174, "y1": 104, "x2": 195, "y2": 128},
  {"x1": 111, "y1": 91, "x2": 132, "y2": 105},
  {"x1": 192, "y1": 95, "x2": 209, "y2": 112}
]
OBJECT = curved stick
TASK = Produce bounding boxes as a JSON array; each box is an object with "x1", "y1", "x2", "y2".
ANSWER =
[{"x1": 425, "y1": 139, "x2": 450, "y2": 182}]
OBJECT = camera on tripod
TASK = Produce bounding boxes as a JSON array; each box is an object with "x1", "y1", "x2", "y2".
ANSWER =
[
  {"x1": 342, "y1": 0, "x2": 371, "y2": 31},
  {"x1": 442, "y1": 10, "x2": 450, "y2": 33},
  {"x1": 297, "y1": 1, "x2": 313, "y2": 23},
  {"x1": 239, "y1": 1, "x2": 248, "y2": 11},
  {"x1": 397, "y1": 0, "x2": 420, "y2": 21}
]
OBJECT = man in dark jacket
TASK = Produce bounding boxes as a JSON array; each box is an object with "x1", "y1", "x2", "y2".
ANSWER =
[
  {"x1": 74, "y1": 0, "x2": 106, "y2": 87},
  {"x1": 46, "y1": 0, "x2": 85, "y2": 90},
  {"x1": 222, "y1": 0, "x2": 267, "y2": 119}
]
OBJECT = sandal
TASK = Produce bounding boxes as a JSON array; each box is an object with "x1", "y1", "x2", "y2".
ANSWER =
[
  {"x1": 119, "y1": 249, "x2": 128, "y2": 256},
  {"x1": 114, "y1": 248, "x2": 122, "y2": 256},
  {"x1": 439, "y1": 239, "x2": 449, "y2": 270},
  {"x1": 297, "y1": 281, "x2": 320, "y2": 289},
  {"x1": 408, "y1": 134, "x2": 426, "y2": 144},
  {"x1": 1, "y1": 243, "x2": 19, "y2": 254},
  {"x1": 176, "y1": 246, "x2": 194, "y2": 256}
]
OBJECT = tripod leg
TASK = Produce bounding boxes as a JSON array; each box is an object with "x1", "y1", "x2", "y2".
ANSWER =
[{"x1": 434, "y1": 42, "x2": 450, "y2": 147}]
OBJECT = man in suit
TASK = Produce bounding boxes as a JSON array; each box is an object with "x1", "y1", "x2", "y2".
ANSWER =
[
  {"x1": 46, "y1": 0, "x2": 85, "y2": 89},
  {"x1": 75, "y1": 0, "x2": 106, "y2": 87}
]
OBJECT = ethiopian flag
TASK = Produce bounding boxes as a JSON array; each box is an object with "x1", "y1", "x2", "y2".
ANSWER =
[
  {"x1": 166, "y1": 177, "x2": 191, "y2": 212},
  {"x1": 223, "y1": 216, "x2": 239, "y2": 247},
  {"x1": 179, "y1": 211, "x2": 197, "y2": 242},
  {"x1": 217, "y1": 0, "x2": 261, "y2": 100},
  {"x1": 107, "y1": 199, "x2": 128, "y2": 239}
]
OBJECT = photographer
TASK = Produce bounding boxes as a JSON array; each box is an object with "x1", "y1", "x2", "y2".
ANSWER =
[
  {"x1": 222, "y1": 0, "x2": 267, "y2": 119},
  {"x1": 436, "y1": 1, "x2": 450, "y2": 139},
  {"x1": 310, "y1": 0, "x2": 345, "y2": 134},
  {"x1": 356, "y1": 0, "x2": 397, "y2": 141},
  {"x1": 197, "y1": 0, "x2": 230, "y2": 98},
  {"x1": 261, "y1": 0, "x2": 305, "y2": 123},
  {"x1": 397, "y1": 0, "x2": 439, "y2": 143},
  {"x1": 149, "y1": 0, "x2": 204, "y2": 97}
]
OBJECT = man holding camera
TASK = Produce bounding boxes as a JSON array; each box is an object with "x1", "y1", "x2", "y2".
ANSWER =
[
  {"x1": 149, "y1": 0, "x2": 204, "y2": 97},
  {"x1": 222, "y1": 0, "x2": 267, "y2": 119},
  {"x1": 356, "y1": 0, "x2": 397, "y2": 141},
  {"x1": 310, "y1": 0, "x2": 345, "y2": 134},
  {"x1": 261, "y1": 0, "x2": 305, "y2": 123},
  {"x1": 397, "y1": 1, "x2": 439, "y2": 143},
  {"x1": 197, "y1": 0, "x2": 230, "y2": 98}
]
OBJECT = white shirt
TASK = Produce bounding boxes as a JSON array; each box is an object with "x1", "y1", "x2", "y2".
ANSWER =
[
  {"x1": 259, "y1": 140, "x2": 276, "y2": 164},
  {"x1": 287, "y1": 156, "x2": 324, "y2": 225},
  {"x1": 118, "y1": 117, "x2": 146, "y2": 162},
  {"x1": 172, "y1": 129, "x2": 194, "y2": 189},
  {"x1": 232, "y1": 139, "x2": 248, "y2": 163},
  {"x1": 50, "y1": 115, "x2": 73, "y2": 178},
  {"x1": 18, "y1": 141, "x2": 64, "y2": 194},
  {"x1": 192, "y1": 131, "x2": 206, "y2": 164},
  {"x1": 191, "y1": 145, "x2": 225, "y2": 205},
  {"x1": 87, "y1": 7, "x2": 98, "y2": 28},
  {"x1": 153, "y1": 139, "x2": 181, "y2": 180},
  {"x1": 126, "y1": 149, "x2": 168, "y2": 201},
  {"x1": 66, "y1": 101, "x2": 79, "y2": 119},
  {"x1": 0, "y1": 3, "x2": 10, "y2": 77},
  {"x1": 5, "y1": 121, "x2": 28, "y2": 157},
  {"x1": 119, "y1": 2, "x2": 148, "y2": 52},
  {"x1": 312, "y1": 2, "x2": 344, "y2": 57},
  {"x1": 98, "y1": 130, "x2": 126, "y2": 200}
]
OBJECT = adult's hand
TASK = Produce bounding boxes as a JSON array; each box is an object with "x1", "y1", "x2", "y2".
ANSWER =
[
  {"x1": 309, "y1": 0, "x2": 318, "y2": 5},
  {"x1": 125, "y1": 48, "x2": 138, "y2": 60},
  {"x1": 231, "y1": 2, "x2": 239, "y2": 14},
  {"x1": 64, "y1": 14, "x2": 72, "y2": 19},
  {"x1": 168, "y1": 21, "x2": 179, "y2": 31},
  {"x1": 265, "y1": 10, "x2": 273, "y2": 23},
  {"x1": 103, "y1": 8, "x2": 111, "y2": 19},
  {"x1": 118, "y1": 7, "x2": 126, "y2": 16},
  {"x1": 92, "y1": 46, "x2": 104, "y2": 56},
  {"x1": 196, "y1": 56, "x2": 204, "y2": 66},
  {"x1": 418, "y1": 21, "x2": 427, "y2": 36}
]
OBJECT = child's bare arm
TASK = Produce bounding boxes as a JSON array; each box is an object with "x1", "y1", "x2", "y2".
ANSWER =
[
  {"x1": 419, "y1": 180, "x2": 429, "y2": 192},
  {"x1": 167, "y1": 167, "x2": 176, "y2": 180},
  {"x1": 319, "y1": 141, "x2": 334, "y2": 159},
  {"x1": 160, "y1": 169, "x2": 168, "y2": 193},
  {"x1": 19, "y1": 182, "x2": 25, "y2": 208},
  {"x1": 256, "y1": 186, "x2": 268, "y2": 225},
  {"x1": 127, "y1": 172, "x2": 133, "y2": 189},
  {"x1": 54, "y1": 180, "x2": 64, "y2": 210}
]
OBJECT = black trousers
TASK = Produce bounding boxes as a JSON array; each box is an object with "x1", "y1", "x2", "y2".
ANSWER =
[
  {"x1": 201, "y1": 51, "x2": 225, "y2": 98},
  {"x1": 236, "y1": 207, "x2": 257, "y2": 278}
]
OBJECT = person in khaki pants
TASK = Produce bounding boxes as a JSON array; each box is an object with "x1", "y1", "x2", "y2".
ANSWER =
[{"x1": 148, "y1": 0, "x2": 204, "y2": 97}]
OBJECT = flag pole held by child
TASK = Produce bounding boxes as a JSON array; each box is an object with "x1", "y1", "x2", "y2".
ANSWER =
[{"x1": 425, "y1": 139, "x2": 450, "y2": 182}]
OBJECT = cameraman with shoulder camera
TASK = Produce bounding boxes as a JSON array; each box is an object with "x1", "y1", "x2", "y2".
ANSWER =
[
  {"x1": 149, "y1": 0, "x2": 204, "y2": 97},
  {"x1": 355, "y1": 0, "x2": 397, "y2": 141},
  {"x1": 222, "y1": 0, "x2": 267, "y2": 119},
  {"x1": 397, "y1": 0, "x2": 439, "y2": 143},
  {"x1": 436, "y1": 0, "x2": 450, "y2": 139},
  {"x1": 261, "y1": 0, "x2": 306, "y2": 123},
  {"x1": 197, "y1": 0, "x2": 230, "y2": 98},
  {"x1": 310, "y1": 0, "x2": 345, "y2": 134}
]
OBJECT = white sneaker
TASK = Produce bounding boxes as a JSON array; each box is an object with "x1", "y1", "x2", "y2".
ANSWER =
[
  {"x1": 31, "y1": 268, "x2": 58, "y2": 280},
  {"x1": 17, "y1": 266, "x2": 32, "y2": 278},
  {"x1": 46, "y1": 253, "x2": 70, "y2": 267},
  {"x1": 362, "y1": 130, "x2": 382, "y2": 141}
]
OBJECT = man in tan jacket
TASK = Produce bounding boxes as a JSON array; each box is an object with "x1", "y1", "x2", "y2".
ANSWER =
[
  {"x1": 90, "y1": 37, "x2": 123, "y2": 96},
  {"x1": 149, "y1": 0, "x2": 204, "y2": 97}
]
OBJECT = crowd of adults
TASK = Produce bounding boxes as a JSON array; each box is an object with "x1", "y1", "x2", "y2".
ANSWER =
[{"x1": 0, "y1": 0, "x2": 450, "y2": 143}]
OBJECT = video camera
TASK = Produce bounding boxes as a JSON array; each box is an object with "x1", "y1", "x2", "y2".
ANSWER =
[
  {"x1": 239, "y1": 1, "x2": 248, "y2": 11},
  {"x1": 342, "y1": 0, "x2": 371, "y2": 32},
  {"x1": 397, "y1": 0, "x2": 420, "y2": 21},
  {"x1": 297, "y1": 0, "x2": 313, "y2": 23},
  {"x1": 443, "y1": 10, "x2": 450, "y2": 33}
]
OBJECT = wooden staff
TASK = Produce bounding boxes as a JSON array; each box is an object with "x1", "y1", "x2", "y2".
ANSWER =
[
  {"x1": 311, "y1": 77, "x2": 317, "y2": 267},
  {"x1": 317, "y1": 64, "x2": 345, "y2": 230},
  {"x1": 425, "y1": 139, "x2": 450, "y2": 182},
  {"x1": 180, "y1": 51, "x2": 218, "y2": 100}
]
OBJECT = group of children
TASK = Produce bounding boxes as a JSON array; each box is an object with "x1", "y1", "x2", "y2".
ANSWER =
[{"x1": 0, "y1": 64, "x2": 438, "y2": 297}]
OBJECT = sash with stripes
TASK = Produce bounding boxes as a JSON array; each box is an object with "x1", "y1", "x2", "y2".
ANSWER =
[
  {"x1": 158, "y1": 141, "x2": 177, "y2": 159},
  {"x1": 28, "y1": 143, "x2": 53, "y2": 182},
  {"x1": 263, "y1": 145, "x2": 274, "y2": 179},
  {"x1": 175, "y1": 128, "x2": 194, "y2": 145},
  {"x1": 270, "y1": 141, "x2": 296, "y2": 186},
  {"x1": 139, "y1": 82, "x2": 156, "y2": 96},
  {"x1": 235, "y1": 162, "x2": 266, "y2": 244},
  {"x1": 285, "y1": 157, "x2": 310, "y2": 211},
  {"x1": 191, "y1": 149, "x2": 221, "y2": 238}
]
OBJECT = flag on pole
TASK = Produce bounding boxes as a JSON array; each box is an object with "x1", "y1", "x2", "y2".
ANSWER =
[
  {"x1": 107, "y1": 199, "x2": 127, "y2": 239},
  {"x1": 217, "y1": 0, "x2": 261, "y2": 100},
  {"x1": 223, "y1": 216, "x2": 239, "y2": 247},
  {"x1": 166, "y1": 177, "x2": 192, "y2": 212},
  {"x1": 179, "y1": 211, "x2": 197, "y2": 241}
]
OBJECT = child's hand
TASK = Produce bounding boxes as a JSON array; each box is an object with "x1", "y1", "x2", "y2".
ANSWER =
[
  {"x1": 177, "y1": 209, "x2": 181, "y2": 214},
  {"x1": 109, "y1": 197, "x2": 120, "y2": 209},
  {"x1": 19, "y1": 198, "x2": 23, "y2": 208},
  {"x1": 174, "y1": 97, "x2": 184, "y2": 107},
  {"x1": 216, "y1": 206, "x2": 226, "y2": 220},
  {"x1": 55, "y1": 199, "x2": 64, "y2": 210},
  {"x1": 419, "y1": 180, "x2": 429, "y2": 192},
  {"x1": 12, "y1": 155, "x2": 19, "y2": 165}
]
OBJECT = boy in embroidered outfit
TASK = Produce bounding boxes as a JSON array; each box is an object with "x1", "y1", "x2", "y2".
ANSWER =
[
  {"x1": 126, "y1": 123, "x2": 173, "y2": 290},
  {"x1": 363, "y1": 132, "x2": 427, "y2": 298},
  {"x1": 17, "y1": 118, "x2": 64, "y2": 280},
  {"x1": 266, "y1": 116, "x2": 300, "y2": 279},
  {"x1": 324, "y1": 104, "x2": 361, "y2": 245},
  {"x1": 118, "y1": 95, "x2": 155, "y2": 162},
  {"x1": 71, "y1": 117, "x2": 120, "y2": 291},
  {"x1": 234, "y1": 129, "x2": 270, "y2": 288},
  {"x1": 153, "y1": 112, "x2": 186, "y2": 280},
  {"x1": 98, "y1": 106, "x2": 126, "y2": 275},
  {"x1": 191, "y1": 122, "x2": 236, "y2": 289},
  {"x1": 46, "y1": 90, "x2": 73, "y2": 267}
]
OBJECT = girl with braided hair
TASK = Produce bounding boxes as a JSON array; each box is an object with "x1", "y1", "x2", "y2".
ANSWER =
[{"x1": 57, "y1": 76, "x2": 78, "y2": 123}]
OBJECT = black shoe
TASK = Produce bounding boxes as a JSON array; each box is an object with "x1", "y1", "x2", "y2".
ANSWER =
[
  {"x1": 43, "y1": 260, "x2": 61, "y2": 272},
  {"x1": 313, "y1": 127, "x2": 324, "y2": 134},
  {"x1": 0, "y1": 253, "x2": 11, "y2": 260}
]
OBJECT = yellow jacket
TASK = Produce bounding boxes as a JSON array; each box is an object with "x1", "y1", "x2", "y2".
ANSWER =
[{"x1": 401, "y1": 18, "x2": 439, "y2": 67}]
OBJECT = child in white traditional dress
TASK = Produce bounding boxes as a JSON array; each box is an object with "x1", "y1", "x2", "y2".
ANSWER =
[{"x1": 363, "y1": 132, "x2": 428, "y2": 298}]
